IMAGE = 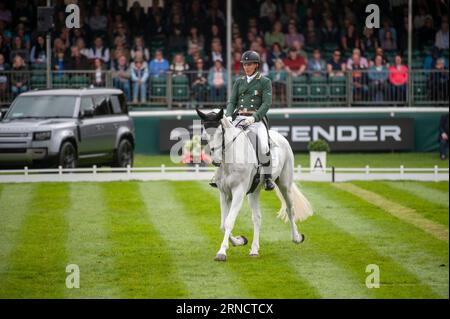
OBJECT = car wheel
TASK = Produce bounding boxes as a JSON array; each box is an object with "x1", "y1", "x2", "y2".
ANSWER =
[
  {"x1": 113, "y1": 139, "x2": 134, "y2": 167},
  {"x1": 58, "y1": 141, "x2": 78, "y2": 169}
]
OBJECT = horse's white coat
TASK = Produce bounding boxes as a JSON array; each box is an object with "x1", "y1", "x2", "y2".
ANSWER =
[{"x1": 203, "y1": 114, "x2": 314, "y2": 260}]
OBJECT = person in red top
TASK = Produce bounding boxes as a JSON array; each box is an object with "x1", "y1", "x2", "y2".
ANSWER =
[
  {"x1": 283, "y1": 47, "x2": 307, "y2": 77},
  {"x1": 389, "y1": 54, "x2": 408, "y2": 102}
]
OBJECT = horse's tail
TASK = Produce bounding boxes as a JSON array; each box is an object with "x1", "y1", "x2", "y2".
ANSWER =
[{"x1": 275, "y1": 183, "x2": 313, "y2": 223}]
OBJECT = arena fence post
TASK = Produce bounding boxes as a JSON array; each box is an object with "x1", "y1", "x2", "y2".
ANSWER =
[{"x1": 332, "y1": 166, "x2": 335, "y2": 183}]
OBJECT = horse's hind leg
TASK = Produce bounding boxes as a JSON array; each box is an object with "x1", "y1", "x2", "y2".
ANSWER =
[
  {"x1": 277, "y1": 180, "x2": 303, "y2": 244},
  {"x1": 248, "y1": 190, "x2": 262, "y2": 256}
]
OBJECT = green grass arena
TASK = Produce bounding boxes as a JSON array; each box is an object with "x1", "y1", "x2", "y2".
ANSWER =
[{"x1": 0, "y1": 178, "x2": 448, "y2": 298}]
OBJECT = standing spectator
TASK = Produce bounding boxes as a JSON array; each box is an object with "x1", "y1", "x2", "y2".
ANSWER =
[
  {"x1": 67, "y1": 46, "x2": 89, "y2": 70},
  {"x1": 170, "y1": 53, "x2": 189, "y2": 77},
  {"x1": 380, "y1": 30, "x2": 397, "y2": 52},
  {"x1": 429, "y1": 58, "x2": 449, "y2": 102},
  {"x1": 190, "y1": 58, "x2": 208, "y2": 102},
  {"x1": 30, "y1": 35, "x2": 46, "y2": 66},
  {"x1": 88, "y1": 6, "x2": 108, "y2": 38},
  {"x1": 307, "y1": 48, "x2": 327, "y2": 77},
  {"x1": 208, "y1": 58, "x2": 227, "y2": 102},
  {"x1": 438, "y1": 113, "x2": 449, "y2": 160},
  {"x1": 389, "y1": 54, "x2": 408, "y2": 102},
  {"x1": 285, "y1": 22, "x2": 305, "y2": 49},
  {"x1": 264, "y1": 20, "x2": 285, "y2": 48},
  {"x1": 283, "y1": 47, "x2": 307, "y2": 77},
  {"x1": 130, "y1": 36, "x2": 150, "y2": 62},
  {"x1": 131, "y1": 56, "x2": 149, "y2": 103},
  {"x1": 111, "y1": 55, "x2": 131, "y2": 101},
  {"x1": 149, "y1": 49, "x2": 169, "y2": 78},
  {"x1": 435, "y1": 20, "x2": 449, "y2": 50},
  {"x1": 10, "y1": 55, "x2": 28, "y2": 98},
  {"x1": 368, "y1": 55, "x2": 389, "y2": 102},
  {"x1": 327, "y1": 49, "x2": 346, "y2": 77},
  {"x1": 269, "y1": 59, "x2": 287, "y2": 106},
  {"x1": 88, "y1": 37, "x2": 110, "y2": 64},
  {"x1": 268, "y1": 42, "x2": 286, "y2": 69},
  {"x1": 92, "y1": 58, "x2": 105, "y2": 87}
]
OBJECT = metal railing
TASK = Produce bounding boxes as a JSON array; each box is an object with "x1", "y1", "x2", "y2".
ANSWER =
[{"x1": 0, "y1": 69, "x2": 448, "y2": 108}]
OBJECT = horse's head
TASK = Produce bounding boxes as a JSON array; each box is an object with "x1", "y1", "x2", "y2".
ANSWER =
[{"x1": 196, "y1": 108, "x2": 224, "y2": 131}]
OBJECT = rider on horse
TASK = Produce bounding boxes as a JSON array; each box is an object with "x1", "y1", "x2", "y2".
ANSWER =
[{"x1": 210, "y1": 50, "x2": 275, "y2": 191}]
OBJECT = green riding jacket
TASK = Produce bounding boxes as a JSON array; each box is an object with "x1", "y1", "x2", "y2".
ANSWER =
[{"x1": 225, "y1": 71, "x2": 272, "y2": 122}]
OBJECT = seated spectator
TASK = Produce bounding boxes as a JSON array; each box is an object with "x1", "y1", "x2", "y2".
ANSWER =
[
  {"x1": 128, "y1": 1, "x2": 147, "y2": 37},
  {"x1": 378, "y1": 19, "x2": 397, "y2": 45},
  {"x1": 88, "y1": 37, "x2": 110, "y2": 64},
  {"x1": 170, "y1": 53, "x2": 189, "y2": 77},
  {"x1": 92, "y1": 58, "x2": 105, "y2": 87},
  {"x1": 307, "y1": 48, "x2": 327, "y2": 77},
  {"x1": 232, "y1": 51, "x2": 242, "y2": 76},
  {"x1": 305, "y1": 19, "x2": 321, "y2": 49},
  {"x1": 0, "y1": 34, "x2": 10, "y2": 64},
  {"x1": 67, "y1": 46, "x2": 89, "y2": 70},
  {"x1": 111, "y1": 55, "x2": 131, "y2": 101},
  {"x1": 232, "y1": 36, "x2": 244, "y2": 54},
  {"x1": 75, "y1": 38, "x2": 90, "y2": 59},
  {"x1": 53, "y1": 49, "x2": 67, "y2": 76},
  {"x1": 389, "y1": 54, "x2": 408, "y2": 102},
  {"x1": 423, "y1": 46, "x2": 448, "y2": 70},
  {"x1": 131, "y1": 56, "x2": 149, "y2": 103},
  {"x1": 429, "y1": 58, "x2": 449, "y2": 102},
  {"x1": 418, "y1": 16, "x2": 436, "y2": 49},
  {"x1": 368, "y1": 55, "x2": 389, "y2": 102},
  {"x1": 10, "y1": 36, "x2": 29, "y2": 64},
  {"x1": 380, "y1": 30, "x2": 397, "y2": 52},
  {"x1": 435, "y1": 19, "x2": 449, "y2": 50},
  {"x1": 291, "y1": 39, "x2": 308, "y2": 59},
  {"x1": 414, "y1": 6, "x2": 433, "y2": 30},
  {"x1": 186, "y1": 44, "x2": 205, "y2": 69},
  {"x1": 88, "y1": 5, "x2": 108, "y2": 38},
  {"x1": 190, "y1": 58, "x2": 208, "y2": 102},
  {"x1": 0, "y1": 53, "x2": 9, "y2": 95},
  {"x1": 149, "y1": 49, "x2": 169, "y2": 78},
  {"x1": 269, "y1": 59, "x2": 287, "y2": 106},
  {"x1": 0, "y1": 2, "x2": 12, "y2": 25},
  {"x1": 210, "y1": 39, "x2": 224, "y2": 67},
  {"x1": 110, "y1": 36, "x2": 130, "y2": 68},
  {"x1": 285, "y1": 22, "x2": 305, "y2": 49},
  {"x1": 320, "y1": 17, "x2": 339, "y2": 48},
  {"x1": 168, "y1": 27, "x2": 187, "y2": 54},
  {"x1": 30, "y1": 35, "x2": 46, "y2": 66},
  {"x1": 346, "y1": 48, "x2": 369, "y2": 69},
  {"x1": 264, "y1": 20, "x2": 285, "y2": 48},
  {"x1": 373, "y1": 47, "x2": 389, "y2": 67},
  {"x1": 438, "y1": 113, "x2": 449, "y2": 160},
  {"x1": 10, "y1": 55, "x2": 28, "y2": 98},
  {"x1": 268, "y1": 42, "x2": 286, "y2": 69},
  {"x1": 283, "y1": 47, "x2": 307, "y2": 77},
  {"x1": 208, "y1": 58, "x2": 227, "y2": 102},
  {"x1": 187, "y1": 25, "x2": 205, "y2": 53},
  {"x1": 327, "y1": 50, "x2": 346, "y2": 77},
  {"x1": 341, "y1": 23, "x2": 360, "y2": 52}
]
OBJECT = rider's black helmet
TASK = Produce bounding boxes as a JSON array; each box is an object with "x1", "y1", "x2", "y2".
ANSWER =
[{"x1": 240, "y1": 50, "x2": 261, "y2": 64}]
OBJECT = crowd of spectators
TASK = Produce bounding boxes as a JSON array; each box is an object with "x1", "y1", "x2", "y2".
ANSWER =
[{"x1": 0, "y1": 0, "x2": 448, "y2": 104}]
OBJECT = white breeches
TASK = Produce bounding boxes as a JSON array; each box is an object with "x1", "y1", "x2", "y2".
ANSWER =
[{"x1": 233, "y1": 115, "x2": 270, "y2": 165}]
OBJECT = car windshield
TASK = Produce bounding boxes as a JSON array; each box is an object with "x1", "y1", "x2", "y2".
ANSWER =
[{"x1": 4, "y1": 96, "x2": 77, "y2": 120}]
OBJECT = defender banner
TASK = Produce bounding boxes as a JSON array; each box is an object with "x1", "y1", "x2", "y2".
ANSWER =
[{"x1": 159, "y1": 118, "x2": 415, "y2": 152}]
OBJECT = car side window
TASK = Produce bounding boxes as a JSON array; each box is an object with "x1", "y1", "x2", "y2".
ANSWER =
[
  {"x1": 79, "y1": 97, "x2": 94, "y2": 116},
  {"x1": 92, "y1": 95, "x2": 112, "y2": 116},
  {"x1": 110, "y1": 95, "x2": 122, "y2": 114}
]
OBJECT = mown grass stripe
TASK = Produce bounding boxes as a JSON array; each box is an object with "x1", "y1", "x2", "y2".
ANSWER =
[
  {"x1": 100, "y1": 182, "x2": 187, "y2": 298},
  {"x1": 418, "y1": 181, "x2": 449, "y2": 193},
  {"x1": 384, "y1": 181, "x2": 449, "y2": 208},
  {"x1": 303, "y1": 182, "x2": 448, "y2": 298},
  {"x1": 64, "y1": 183, "x2": 121, "y2": 298},
  {"x1": 252, "y1": 187, "x2": 373, "y2": 299},
  {"x1": 0, "y1": 183, "x2": 70, "y2": 298},
  {"x1": 334, "y1": 183, "x2": 449, "y2": 242},
  {"x1": 0, "y1": 184, "x2": 34, "y2": 275},
  {"x1": 173, "y1": 181, "x2": 321, "y2": 299},
  {"x1": 139, "y1": 182, "x2": 250, "y2": 298}
]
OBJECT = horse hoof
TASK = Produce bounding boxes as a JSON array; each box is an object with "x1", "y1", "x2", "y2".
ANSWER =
[
  {"x1": 214, "y1": 254, "x2": 227, "y2": 262},
  {"x1": 249, "y1": 253, "x2": 259, "y2": 258},
  {"x1": 293, "y1": 234, "x2": 305, "y2": 244},
  {"x1": 231, "y1": 235, "x2": 248, "y2": 246},
  {"x1": 240, "y1": 235, "x2": 248, "y2": 246}
]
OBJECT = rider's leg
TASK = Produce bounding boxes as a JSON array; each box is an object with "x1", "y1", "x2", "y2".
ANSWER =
[{"x1": 256, "y1": 122, "x2": 275, "y2": 191}]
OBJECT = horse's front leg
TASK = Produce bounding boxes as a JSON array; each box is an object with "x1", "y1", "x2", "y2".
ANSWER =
[
  {"x1": 215, "y1": 186, "x2": 246, "y2": 261},
  {"x1": 248, "y1": 190, "x2": 261, "y2": 257},
  {"x1": 220, "y1": 191, "x2": 247, "y2": 247}
]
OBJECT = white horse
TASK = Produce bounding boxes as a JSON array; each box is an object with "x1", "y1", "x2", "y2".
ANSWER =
[{"x1": 197, "y1": 108, "x2": 313, "y2": 261}]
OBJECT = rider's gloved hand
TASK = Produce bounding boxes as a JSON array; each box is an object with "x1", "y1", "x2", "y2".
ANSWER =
[
  {"x1": 244, "y1": 116, "x2": 255, "y2": 126},
  {"x1": 226, "y1": 116, "x2": 233, "y2": 123}
]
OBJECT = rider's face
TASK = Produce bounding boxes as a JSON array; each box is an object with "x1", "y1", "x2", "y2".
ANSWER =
[{"x1": 243, "y1": 62, "x2": 258, "y2": 76}]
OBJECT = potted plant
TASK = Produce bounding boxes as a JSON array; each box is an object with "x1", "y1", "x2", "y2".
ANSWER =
[{"x1": 307, "y1": 139, "x2": 330, "y2": 173}]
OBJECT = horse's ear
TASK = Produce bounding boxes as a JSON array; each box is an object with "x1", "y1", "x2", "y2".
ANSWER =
[
  {"x1": 196, "y1": 107, "x2": 207, "y2": 120},
  {"x1": 217, "y1": 108, "x2": 224, "y2": 119}
]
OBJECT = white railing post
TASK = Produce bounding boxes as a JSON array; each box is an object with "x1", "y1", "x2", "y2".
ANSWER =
[
  {"x1": 24, "y1": 166, "x2": 28, "y2": 176},
  {"x1": 126, "y1": 164, "x2": 131, "y2": 175},
  {"x1": 93, "y1": 165, "x2": 97, "y2": 175},
  {"x1": 161, "y1": 164, "x2": 165, "y2": 173},
  {"x1": 365, "y1": 165, "x2": 370, "y2": 175},
  {"x1": 58, "y1": 165, "x2": 63, "y2": 175},
  {"x1": 195, "y1": 164, "x2": 199, "y2": 174},
  {"x1": 400, "y1": 165, "x2": 404, "y2": 179},
  {"x1": 434, "y1": 165, "x2": 438, "y2": 182}
]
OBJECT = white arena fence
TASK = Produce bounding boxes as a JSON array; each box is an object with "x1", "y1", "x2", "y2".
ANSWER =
[{"x1": 0, "y1": 165, "x2": 448, "y2": 183}]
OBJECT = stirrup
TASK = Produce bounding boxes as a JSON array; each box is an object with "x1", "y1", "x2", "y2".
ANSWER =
[{"x1": 209, "y1": 181, "x2": 218, "y2": 188}]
